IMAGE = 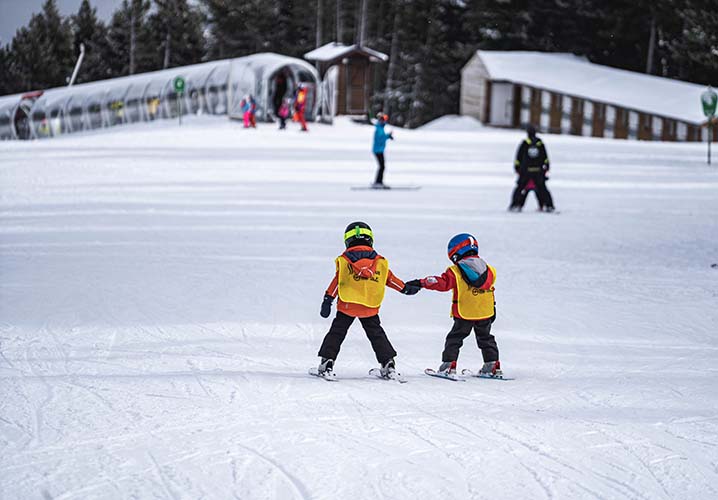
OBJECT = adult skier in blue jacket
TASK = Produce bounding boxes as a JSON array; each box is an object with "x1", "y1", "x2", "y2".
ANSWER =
[{"x1": 372, "y1": 113, "x2": 393, "y2": 187}]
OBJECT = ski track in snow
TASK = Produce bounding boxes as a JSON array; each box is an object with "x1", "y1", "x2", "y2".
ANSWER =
[{"x1": 1, "y1": 116, "x2": 717, "y2": 499}]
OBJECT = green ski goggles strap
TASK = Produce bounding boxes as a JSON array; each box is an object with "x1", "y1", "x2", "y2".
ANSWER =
[{"x1": 344, "y1": 226, "x2": 373, "y2": 242}]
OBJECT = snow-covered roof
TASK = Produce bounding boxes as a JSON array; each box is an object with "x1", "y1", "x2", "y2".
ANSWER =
[
  {"x1": 304, "y1": 42, "x2": 388, "y2": 63},
  {"x1": 32, "y1": 59, "x2": 231, "y2": 110},
  {"x1": 476, "y1": 50, "x2": 712, "y2": 124}
]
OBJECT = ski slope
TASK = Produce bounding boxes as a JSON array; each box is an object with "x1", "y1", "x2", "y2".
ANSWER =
[{"x1": 1, "y1": 116, "x2": 717, "y2": 499}]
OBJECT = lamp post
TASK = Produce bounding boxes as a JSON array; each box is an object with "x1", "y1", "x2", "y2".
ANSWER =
[{"x1": 701, "y1": 87, "x2": 717, "y2": 165}]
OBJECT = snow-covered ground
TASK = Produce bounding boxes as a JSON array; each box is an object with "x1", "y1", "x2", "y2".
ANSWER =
[{"x1": 1, "y1": 116, "x2": 717, "y2": 499}]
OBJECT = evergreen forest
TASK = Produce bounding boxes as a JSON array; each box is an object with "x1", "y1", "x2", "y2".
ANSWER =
[{"x1": 1, "y1": 0, "x2": 716, "y2": 127}]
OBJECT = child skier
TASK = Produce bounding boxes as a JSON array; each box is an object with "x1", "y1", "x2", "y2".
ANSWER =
[
  {"x1": 277, "y1": 98, "x2": 290, "y2": 130},
  {"x1": 315, "y1": 221, "x2": 420, "y2": 379},
  {"x1": 372, "y1": 113, "x2": 393, "y2": 188},
  {"x1": 293, "y1": 84, "x2": 309, "y2": 132},
  {"x1": 406, "y1": 233, "x2": 502, "y2": 378},
  {"x1": 240, "y1": 95, "x2": 256, "y2": 128}
]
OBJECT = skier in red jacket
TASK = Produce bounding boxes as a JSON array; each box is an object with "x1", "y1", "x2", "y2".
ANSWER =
[
  {"x1": 293, "y1": 84, "x2": 309, "y2": 132},
  {"x1": 406, "y1": 233, "x2": 502, "y2": 378}
]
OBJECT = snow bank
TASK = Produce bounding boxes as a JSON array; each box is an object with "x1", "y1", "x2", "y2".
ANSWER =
[{"x1": 419, "y1": 114, "x2": 485, "y2": 131}]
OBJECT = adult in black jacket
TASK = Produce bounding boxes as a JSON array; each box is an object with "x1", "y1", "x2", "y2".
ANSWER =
[{"x1": 509, "y1": 125, "x2": 555, "y2": 212}]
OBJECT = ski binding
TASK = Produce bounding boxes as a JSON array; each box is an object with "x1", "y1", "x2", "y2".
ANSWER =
[
  {"x1": 308, "y1": 367, "x2": 338, "y2": 381},
  {"x1": 368, "y1": 368, "x2": 407, "y2": 383},
  {"x1": 424, "y1": 368, "x2": 466, "y2": 381},
  {"x1": 460, "y1": 368, "x2": 513, "y2": 381}
]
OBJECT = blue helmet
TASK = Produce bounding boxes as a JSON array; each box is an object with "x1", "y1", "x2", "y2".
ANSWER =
[{"x1": 447, "y1": 233, "x2": 478, "y2": 263}]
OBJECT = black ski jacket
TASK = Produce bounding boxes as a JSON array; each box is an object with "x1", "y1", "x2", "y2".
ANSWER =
[{"x1": 515, "y1": 137, "x2": 549, "y2": 175}]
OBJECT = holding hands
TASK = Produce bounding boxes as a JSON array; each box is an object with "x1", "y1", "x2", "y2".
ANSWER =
[{"x1": 400, "y1": 279, "x2": 423, "y2": 296}]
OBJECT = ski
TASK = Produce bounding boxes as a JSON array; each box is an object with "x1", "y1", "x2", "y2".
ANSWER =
[
  {"x1": 424, "y1": 368, "x2": 466, "y2": 382},
  {"x1": 460, "y1": 369, "x2": 514, "y2": 381},
  {"x1": 308, "y1": 367, "x2": 338, "y2": 381},
  {"x1": 368, "y1": 368, "x2": 407, "y2": 383},
  {"x1": 351, "y1": 185, "x2": 421, "y2": 191}
]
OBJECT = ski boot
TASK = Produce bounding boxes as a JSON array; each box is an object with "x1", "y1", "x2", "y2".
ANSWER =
[
  {"x1": 438, "y1": 360, "x2": 457, "y2": 375},
  {"x1": 373, "y1": 358, "x2": 406, "y2": 383},
  {"x1": 309, "y1": 357, "x2": 337, "y2": 380},
  {"x1": 479, "y1": 360, "x2": 502, "y2": 378},
  {"x1": 318, "y1": 357, "x2": 334, "y2": 375},
  {"x1": 380, "y1": 358, "x2": 396, "y2": 378}
]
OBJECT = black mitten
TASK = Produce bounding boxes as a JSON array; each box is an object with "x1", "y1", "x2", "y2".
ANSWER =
[
  {"x1": 401, "y1": 280, "x2": 422, "y2": 295},
  {"x1": 320, "y1": 294, "x2": 334, "y2": 318}
]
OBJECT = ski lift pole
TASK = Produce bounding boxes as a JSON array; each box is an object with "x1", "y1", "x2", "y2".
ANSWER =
[
  {"x1": 701, "y1": 87, "x2": 717, "y2": 165},
  {"x1": 174, "y1": 76, "x2": 186, "y2": 127},
  {"x1": 68, "y1": 43, "x2": 85, "y2": 86}
]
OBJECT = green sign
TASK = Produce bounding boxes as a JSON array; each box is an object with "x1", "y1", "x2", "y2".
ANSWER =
[
  {"x1": 701, "y1": 87, "x2": 717, "y2": 118},
  {"x1": 173, "y1": 76, "x2": 186, "y2": 94}
]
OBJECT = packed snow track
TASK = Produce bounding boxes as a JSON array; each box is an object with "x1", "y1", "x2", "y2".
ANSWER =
[{"x1": 1, "y1": 117, "x2": 717, "y2": 499}]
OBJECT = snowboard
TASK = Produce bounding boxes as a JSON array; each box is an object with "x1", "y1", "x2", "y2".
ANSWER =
[
  {"x1": 460, "y1": 368, "x2": 514, "y2": 381},
  {"x1": 368, "y1": 368, "x2": 407, "y2": 383},
  {"x1": 308, "y1": 367, "x2": 338, "y2": 381},
  {"x1": 351, "y1": 185, "x2": 421, "y2": 191},
  {"x1": 424, "y1": 368, "x2": 466, "y2": 382}
]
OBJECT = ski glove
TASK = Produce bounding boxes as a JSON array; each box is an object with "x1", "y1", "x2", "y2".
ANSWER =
[
  {"x1": 320, "y1": 294, "x2": 334, "y2": 318},
  {"x1": 401, "y1": 280, "x2": 422, "y2": 295}
]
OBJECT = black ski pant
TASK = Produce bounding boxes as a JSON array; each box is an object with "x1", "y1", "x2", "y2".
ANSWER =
[
  {"x1": 374, "y1": 153, "x2": 385, "y2": 184},
  {"x1": 318, "y1": 311, "x2": 397, "y2": 364},
  {"x1": 511, "y1": 173, "x2": 553, "y2": 209},
  {"x1": 442, "y1": 317, "x2": 498, "y2": 363}
]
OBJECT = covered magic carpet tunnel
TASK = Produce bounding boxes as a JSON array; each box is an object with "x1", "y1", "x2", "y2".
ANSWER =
[{"x1": 0, "y1": 53, "x2": 321, "y2": 140}]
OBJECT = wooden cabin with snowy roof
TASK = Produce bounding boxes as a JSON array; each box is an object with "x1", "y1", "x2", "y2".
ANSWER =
[
  {"x1": 460, "y1": 50, "x2": 716, "y2": 142},
  {"x1": 305, "y1": 42, "x2": 388, "y2": 118}
]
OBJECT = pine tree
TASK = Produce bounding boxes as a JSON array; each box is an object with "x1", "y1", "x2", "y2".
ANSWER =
[
  {"x1": 375, "y1": 0, "x2": 472, "y2": 127},
  {"x1": 72, "y1": 0, "x2": 112, "y2": 83},
  {"x1": 148, "y1": 0, "x2": 206, "y2": 69},
  {"x1": 0, "y1": 46, "x2": 15, "y2": 95},
  {"x1": 107, "y1": 0, "x2": 153, "y2": 76},
  {"x1": 662, "y1": 0, "x2": 718, "y2": 84},
  {"x1": 272, "y1": 0, "x2": 314, "y2": 57},
  {"x1": 7, "y1": 0, "x2": 75, "y2": 92},
  {"x1": 202, "y1": 0, "x2": 276, "y2": 58}
]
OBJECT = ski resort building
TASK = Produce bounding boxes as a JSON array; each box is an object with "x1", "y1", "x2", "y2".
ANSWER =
[
  {"x1": 0, "y1": 53, "x2": 320, "y2": 140},
  {"x1": 460, "y1": 50, "x2": 716, "y2": 142}
]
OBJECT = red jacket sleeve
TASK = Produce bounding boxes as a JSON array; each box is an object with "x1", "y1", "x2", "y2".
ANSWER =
[
  {"x1": 420, "y1": 268, "x2": 456, "y2": 292},
  {"x1": 325, "y1": 265, "x2": 339, "y2": 298},
  {"x1": 386, "y1": 269, "x2": 405, "y2": 292}
]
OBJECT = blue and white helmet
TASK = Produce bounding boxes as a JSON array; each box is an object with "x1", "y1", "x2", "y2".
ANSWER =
[{"x1": 447, "y1": 233, "x2": 479, "y2": 263}]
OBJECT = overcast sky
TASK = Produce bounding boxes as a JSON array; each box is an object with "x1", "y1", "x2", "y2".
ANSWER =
[{"x1": 0, "y1": 0, "x2": 123, "y2": 45}]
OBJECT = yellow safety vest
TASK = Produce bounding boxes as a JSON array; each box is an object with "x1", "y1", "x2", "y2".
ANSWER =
[
  {"x1": 336, "y1": 256, "x2": 389, "y2": 308},
  {"x1": 449, "y1": 264, "x2": 496, "y2": 320}
]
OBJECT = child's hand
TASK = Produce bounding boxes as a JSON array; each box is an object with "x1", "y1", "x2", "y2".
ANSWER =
[
  {"x1": 320, "y1": 294, "x2": 334, "y2": 318},
  {"x1": 401, "y1": 279, "x2": 422, "y2": 295}
]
